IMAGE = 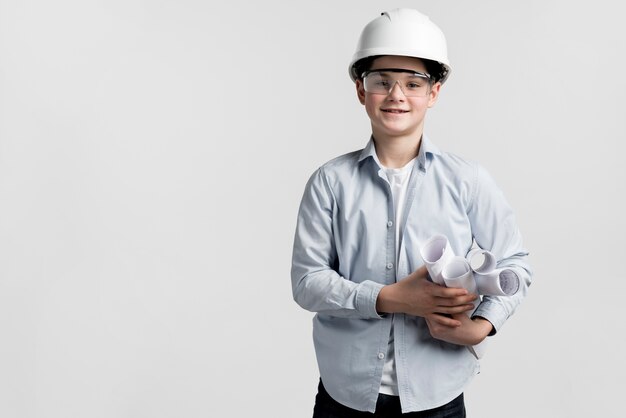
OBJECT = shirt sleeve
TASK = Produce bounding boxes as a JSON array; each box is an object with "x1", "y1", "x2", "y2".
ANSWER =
[
  {"x1": 467, "y1": 163, "x2": 533, "y2": 334},
  {"x1": 291, "y1": 167, "x2": 384, "y2": 319}
]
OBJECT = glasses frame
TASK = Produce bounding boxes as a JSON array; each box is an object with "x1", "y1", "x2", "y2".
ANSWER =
[{"x1": 361, "y1": 68, "x2": 433, "y2": 97}]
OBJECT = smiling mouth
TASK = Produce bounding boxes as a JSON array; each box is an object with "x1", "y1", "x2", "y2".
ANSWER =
[{"x1": 382, "y1": 109, "x2": 409, "y2": 114}]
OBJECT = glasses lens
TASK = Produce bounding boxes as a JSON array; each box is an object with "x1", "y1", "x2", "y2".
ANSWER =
[{"x1": 363, "y1": 70, "x2": 430, "y2": 97}]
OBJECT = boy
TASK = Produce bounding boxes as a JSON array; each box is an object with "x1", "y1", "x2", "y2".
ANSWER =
[{"x1": 291, "y1": 8, "x2": 531, "y2": 417}]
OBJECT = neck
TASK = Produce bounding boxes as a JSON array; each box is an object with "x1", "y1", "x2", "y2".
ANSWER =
[{"x1": 372, "y1": 131, "x2": 423, "y2": 169}]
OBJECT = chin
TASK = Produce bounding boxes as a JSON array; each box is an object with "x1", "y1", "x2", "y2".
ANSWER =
[{"x1": 383, "y1": 125, "x2": 419, "y2": 137}]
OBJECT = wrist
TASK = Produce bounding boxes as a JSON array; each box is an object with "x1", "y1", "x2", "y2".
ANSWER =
[
  {"x1": 376, "y1": 283, "x2": 400, "y2": 314},
  {"x1": 472, "y1": 316, "x2": 494, "y2": 339}
]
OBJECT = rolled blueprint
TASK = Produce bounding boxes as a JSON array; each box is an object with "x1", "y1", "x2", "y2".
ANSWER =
[
  {"x1": 466, "y1": 248, "x2": 497, "y2": 274},
  {"x1": 420, "y1": 235, "x2": 524, "y2": 359},
  {"x1": 474, "y1": 268, "x2": 520, "y2": 296},
  {"x1": 420, "y1": 234, "x2": 454, "y2": 286},
  {"x1": 442, "y1": 256, "x2": 480, "y2": 312}
]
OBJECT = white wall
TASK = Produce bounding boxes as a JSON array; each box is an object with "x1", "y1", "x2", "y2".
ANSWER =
[{"x1": 1, "y1": 0, "x2": 624, "y2": 416}]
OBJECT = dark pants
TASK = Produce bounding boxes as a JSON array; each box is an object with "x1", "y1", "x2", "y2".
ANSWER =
[{"x1": 313, "y1": 380, "x2": 466, "y2": 418}]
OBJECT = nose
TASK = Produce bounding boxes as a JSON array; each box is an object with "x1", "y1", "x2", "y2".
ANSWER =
[{"x1": 387, "y1": 81, "x2": 406, "y2": 100}]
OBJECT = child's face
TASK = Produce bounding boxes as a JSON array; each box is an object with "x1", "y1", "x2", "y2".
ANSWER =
[{"x1": 356, "y1": 55, "x2": 440, "y2": 140}]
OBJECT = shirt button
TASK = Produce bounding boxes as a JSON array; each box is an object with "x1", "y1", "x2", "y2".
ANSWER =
[
  {"x1": 387, "y1": 220, "x2": 393, "y2": 227},
  {"x1": 378, "y1": 352, "x2": 385, "y2": 360},
  {"x1": 386, "y1": 263, "x2": 393, "y2": 270}
]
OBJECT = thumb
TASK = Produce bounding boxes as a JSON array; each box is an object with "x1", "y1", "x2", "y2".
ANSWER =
[
  {"x1": 415, "y1": 265, "x2": 429, "y2": 279},
  {"x1": 406, "y1": 265, "x2": 429, "y2": 282}
]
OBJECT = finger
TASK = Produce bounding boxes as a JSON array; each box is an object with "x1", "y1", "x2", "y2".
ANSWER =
[
  {"x1": 428, "y1": 313, "x2": 462, "y2": 327},
  {"x1": 411, "y1": 265, "x2": 429, "y2": 280},
  {"x1": 435, "y1": 294, "x2": 475, "y2": 306},
  {"x1": 415, "y1": 265, "x2": 428, "y2": 278},
  {"x1": 434, "y1": 303, "x2": 476, "y2": 315},
  {"x1": 463, "y1": 293, "x2": 479, "y2": 302},
  {"x1": 416, "y1": 265, "x2": 428, "y2": 274},
  {"x1": 433, "y1": 286, "x2": 469, "y2": 298},
  {"x1": 435, "y1": 293, "x2": 478, "y2": 306},
  {"x1": 450, "y1": 304, "x2": 477, "y2": 314}
]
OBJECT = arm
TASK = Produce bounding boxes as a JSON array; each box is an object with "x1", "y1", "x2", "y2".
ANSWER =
[
  {"x1": 467, "y1": 164, "x2": 532, "y2": 334},
  {"x1": 291, "y1": 168, "x2": 383, "y2": 319},
  {"x1": 425, "y1": 163, "x2": 532, "y2": 342},
  {"x1": 425, "y1": 314, "x2": 494, "y2": 345}
]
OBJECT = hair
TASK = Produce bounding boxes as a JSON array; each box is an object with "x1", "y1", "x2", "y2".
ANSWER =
[{"x1": 354, "y1": 55, "x2": 446, "y2": 83}]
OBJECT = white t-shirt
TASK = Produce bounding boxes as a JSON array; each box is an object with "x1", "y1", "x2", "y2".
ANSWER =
[{"x1": 379, "y1": 157, "x2": 416, "y2": 396}]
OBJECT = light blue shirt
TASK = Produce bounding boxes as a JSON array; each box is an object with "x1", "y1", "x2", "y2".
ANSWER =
[{"x1": 291, "y1": 136, "x2": 532, "y2": 413}]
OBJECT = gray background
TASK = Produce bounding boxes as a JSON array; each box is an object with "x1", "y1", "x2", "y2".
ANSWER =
[{"x1": 1, "y1": 0, "x2": 624, "y2": 416}]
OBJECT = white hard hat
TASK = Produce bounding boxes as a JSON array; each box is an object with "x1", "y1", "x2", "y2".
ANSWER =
[{"x1": 349, "y1": 8, "x2": 451, "y2": 83}]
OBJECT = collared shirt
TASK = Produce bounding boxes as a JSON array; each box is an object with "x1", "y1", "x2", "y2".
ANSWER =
[{"x1": 291, "y1": 136, "x2": 532, "y2": 413}]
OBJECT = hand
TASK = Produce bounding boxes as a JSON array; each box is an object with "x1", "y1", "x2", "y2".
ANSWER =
[
  {"x1": 376, "y1": 266, "x2": 478, "y2": 325},
  {"x1": 425, "y1": 314, "x2": 493, "y2": 346}
]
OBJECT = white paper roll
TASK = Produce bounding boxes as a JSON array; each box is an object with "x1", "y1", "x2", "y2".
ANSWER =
[
  {"x1": 474, "y1": 268, "x2": 520, "y2": 296},
  {"x1": 466, "y1": 248, "x2": 497, "y2": 274},
  {"x1": 420, "y1": 234, "x2": 454, "y2": 286},
  {"x1": 442, "y1": 256, "x2": 480, "y2": 311},
  {"x1": 420, "y1": 235, "x2": 503, "y2": 360}
]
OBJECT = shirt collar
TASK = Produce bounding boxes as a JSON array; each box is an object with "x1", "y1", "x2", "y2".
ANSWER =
[{"x1": 358, "y1": 135, "x2": 442, "y2": 170}]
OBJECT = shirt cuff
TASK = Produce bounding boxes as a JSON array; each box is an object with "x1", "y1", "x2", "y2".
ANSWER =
[
  {"x1": 356, "y1": 280, "x2": 385, "y2": 319},
  {"x1": 472, "y1": 300, "x2": 508, "y2": 335}
]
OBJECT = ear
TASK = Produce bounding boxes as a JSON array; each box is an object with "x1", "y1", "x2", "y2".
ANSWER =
[
  {"x1": 427, "y1": 82, "x2": 442, "y2": 108},
  {"x1": 356, "y1": 79, "x2": 366, "y2": 105}
]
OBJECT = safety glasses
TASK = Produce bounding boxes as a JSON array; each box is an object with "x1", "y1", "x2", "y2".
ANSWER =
[{"x1": 361, "y1": 68, "x2": 432, "y2": 97}]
